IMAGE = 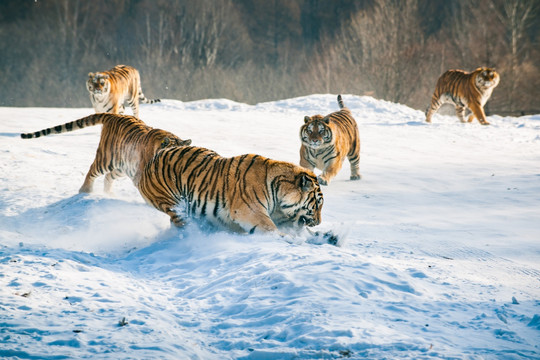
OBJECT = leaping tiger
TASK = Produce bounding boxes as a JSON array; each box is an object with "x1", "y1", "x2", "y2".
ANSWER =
[{"x1": 138, "y1": 146, "x2": 324, "y2": 235}]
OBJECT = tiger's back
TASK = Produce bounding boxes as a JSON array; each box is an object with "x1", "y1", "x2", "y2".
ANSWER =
[
  {"x1": 87, "y1": 65, "x2": 160, "y2": 118},
  {"x1": 426, "y1": 67, "x2": 499, "y2": 125},
  {"x1": 139, "y1": 146, "x2": 323, "y2": 234},
  {"x1": 21, "y1": 113, "x2": 190, "y2": 193},
  {"x1": 300, "y1": 95, "x2": 361, "y2": 185}
]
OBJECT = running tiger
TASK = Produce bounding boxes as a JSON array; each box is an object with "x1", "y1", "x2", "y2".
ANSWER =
[
  {"x1": 425, "y1": 67, "x2": 500, "y2": 125},
  {"x1": 300, "y1": 95, "x2": 361, "y2": 185},
  {"x1": 138, "y1": 146, "x2": 324, "y2": 235},
  {"x1": 87, "y1": 64, "x2": 160, "y2": 118},
  {"x1": 21, "y1": 113, "x2": 191, "y2": 193}
]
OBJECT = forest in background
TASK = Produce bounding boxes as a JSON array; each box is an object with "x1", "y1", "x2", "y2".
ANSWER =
[{"x1": 1, "y1": 0, "x2": 538, "y2": 115}]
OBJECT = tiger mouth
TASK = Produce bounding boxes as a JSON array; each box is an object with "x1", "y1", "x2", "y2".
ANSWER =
[{"x1": 299, "y1": 216, "x2": 317, "y2": 227}]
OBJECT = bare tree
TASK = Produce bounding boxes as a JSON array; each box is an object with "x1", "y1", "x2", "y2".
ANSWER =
[{"x1": 493, "y1": 0, "x2": 537, "y2": 112}]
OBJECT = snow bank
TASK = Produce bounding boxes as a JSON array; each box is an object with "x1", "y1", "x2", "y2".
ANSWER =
[{"x1": 1, "y1": 95, "x2": 539, "y2": 359}]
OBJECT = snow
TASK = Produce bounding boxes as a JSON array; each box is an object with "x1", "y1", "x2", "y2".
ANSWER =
[{"x1": 1, "y1": 94, "x2": 539, "y2": 359}]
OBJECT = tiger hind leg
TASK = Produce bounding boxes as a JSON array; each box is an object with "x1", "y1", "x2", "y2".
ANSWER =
[
  {"x1": 455, "y1": 106, "x2": 468, "y2": 123},
  {"x1": 79, "y1": 161, "x2": 104, "y2": 193},
  {"x1": 128, "y1": 98, "x2": 140, "y2": 118},
  {"x1": 425, "y1": 97, "x2": 442, "y2": 123},
  {"x1": 348, "y1": 153, "x2": 361, "y2": 181},
  {"x1": 104, "y1": 170, "x2": 123, "y2": 193}
]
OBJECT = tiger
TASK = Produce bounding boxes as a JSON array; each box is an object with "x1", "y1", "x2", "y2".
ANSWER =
[
  {"x1": 20, "y1": 113, "x2": 191, "y2": 194},
  {"x1": 300, "y1": 95, "x2": 361, "y2": 186},
  {"x1": 138, "y1": 146, "x2": 324, "y2": 235},
  {"x1": 87, "y1": 65, "x2": 160, "y2": 118},
  {"x1": 425, "y1": 67, "x2": 500, "y2": 125}
]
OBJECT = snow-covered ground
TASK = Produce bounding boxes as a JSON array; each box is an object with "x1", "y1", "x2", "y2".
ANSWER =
[{"x1": 1, "y1": 95, "x2": 539, "y2": 359}]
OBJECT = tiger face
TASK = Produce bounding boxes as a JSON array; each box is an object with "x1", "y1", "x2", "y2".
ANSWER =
[
  {"x1": 475, "y1": 68, "x2": 500, "y2": 90},
  {"x1": 301, "y1": 115, "x2": 332, "y2": 149},
  {"x1": 87, "y1": 73, "x2": 110, "y2": 96},
  {"x1": 278, "y1": 173, "x2": 323, "y2": 229}
]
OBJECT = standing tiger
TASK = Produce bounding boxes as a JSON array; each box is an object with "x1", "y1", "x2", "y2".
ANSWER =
[
  {"x1": 87, "y1": 65, "x2": 160, "y2": 118},
  {"x1": 425, "y1": 67, "x2": 500, "y2": 125},
  {"x1": 300, "y1": 95, "x2": 361, "y2": 185},
  {"x1": 138, "y1": 146, "x2": 324, "y2": 235},
  {"x1": 20, "y1": 113, "x2": 191, "y2": 193}
]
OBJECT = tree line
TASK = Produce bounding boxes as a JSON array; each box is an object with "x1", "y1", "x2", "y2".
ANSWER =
[{"x1": 0, "y1": 0, "x2": 538, "y2": 115}]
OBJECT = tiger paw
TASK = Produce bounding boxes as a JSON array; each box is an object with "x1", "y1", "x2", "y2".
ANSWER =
[
  {"x1": 323, "y1": 231, "x2": 340, "y2": 246},
  {"x1": 306, "y1": 230, "x2": 341, "y2": 246},
  {"x1": 350, "y1": 174, "x2": 362, "y2": 181},
  {"x1": 317, "y1": 176, "x2": 328, "y2": 186}
]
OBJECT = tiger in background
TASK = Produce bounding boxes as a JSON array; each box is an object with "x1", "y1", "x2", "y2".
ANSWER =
[
  {"x1": 300, "y1": 95, "x2": 361, "y2": 186},
  {"x1": 21, "y1": 113, "x2": 191, "y2": 193},
  {"x1": 87, "y1": 65, "x2": 160, "y2": 118},
  {"x1": 138, "y1": 146, "x2": 324, "y2": 235},
  {"x1": 425, "y1": 67, "x2": 500, "y2": 125}
]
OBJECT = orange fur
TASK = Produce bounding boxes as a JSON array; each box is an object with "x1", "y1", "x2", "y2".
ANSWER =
[
  {"x1": 87, "y1": 65, "x2": 160, "y2": 118},
  {"x1": 21, "y1": 114, "x2": 190, "y2": 193},
  {"x1": 300, "y1": 95, "x2": 361, "y2": 185},
  {"x1": 139, "y1": 147, "x2": 323, "y2": 234},
  {"x1": 426, "y1": 67, "x2": 499, "y2": 125}
]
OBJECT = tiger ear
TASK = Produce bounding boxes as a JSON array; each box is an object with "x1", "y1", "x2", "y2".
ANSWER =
[
  {"x1": 160, "y1": 137, "x2": 171, "y2": 148},
  {"x1": 88, "y1": 72, "x2": 95, "y2": 78},
  {"x1": 103, "y1": 74, "x2": 110, "y2": 80},
  {"x1": 323, "y1": 117, "x2": 330, "y2": 124},
  {"x1": 181, "y1": 139, "x2": 192, "y2": 146},
  {"x1": 304, "y1": 116, "x2": 311, "y2": 123},
  {"x1": 297, "y1": 174, "x2": 313, "y2": 191}
]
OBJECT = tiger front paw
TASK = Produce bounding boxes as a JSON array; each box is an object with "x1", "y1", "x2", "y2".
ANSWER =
[
  {"x1": 317, "y1": 176, "x2": 328, "y2": 186},
  {"x1": 350, "y1": 174, "x2": 362, "y2": 181},
  {"x1": 169, "y1": 213, "x2": 187, "y2": 228}
]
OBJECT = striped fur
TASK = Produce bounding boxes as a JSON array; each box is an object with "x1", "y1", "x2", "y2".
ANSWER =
[
  {"x1": 138, "y1": 146, "x2": 324, "y2": 234},
  {"x1": 87, "y1": 65, "x2": 160, "y2": 118},
  {"x1": 300, "y1": 95, "x2": 361, "y2": 185},
  {"x1": 21, "y1": 114, "x2": 191, "y2": 193},
  {"x1": 426, "y1": 67, "x2": 499, "y2": 125}
]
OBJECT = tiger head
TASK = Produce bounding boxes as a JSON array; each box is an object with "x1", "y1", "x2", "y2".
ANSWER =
[
  {"x1": 87, "y1": 72, "x2": 111, "y2": 96},
  {"x1": 474, "y1": 68, "x2": 500, "y2": 90},
  {"x1": 300, "y1": 115, "x2": 333, "y2": 149},
  {"x1": 277, "y1": 171, "x2": 323, "y2": 229},
  {"x1": 146, "y1": 129, "x2": 192, "y2": 160}
]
